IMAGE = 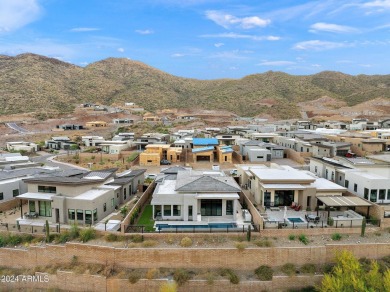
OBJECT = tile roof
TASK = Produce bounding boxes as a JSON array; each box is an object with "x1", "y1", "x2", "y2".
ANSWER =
[{"x1": 175, "y1": 173, "x2": 240, "y2": 192}]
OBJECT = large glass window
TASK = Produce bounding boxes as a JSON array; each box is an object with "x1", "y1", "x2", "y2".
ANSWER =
[
  {"x1": 201, "y1": 200, "x2": 222, "y2": 216},
  {"x1": 124, "y1": 188, "x2": 127, "y2": 200},
  {"x1": 388, "y1": 190, "x2": 390, "y2": 200},
  {"x1": 173, "y1": 205, "x2": 181, "y2": 216},
  {"x1": 85, "y1": 210, "x2": 92, "y2": 224},
  {"x1": 0, "y1": 192, "x2": 3, "y2": 200},
  {"x1": 354, "y1": 184, "x2": 358, "y2": 192},
  {"x1": 379, "y1": 189, "x2": 386, "y2": 201},
  {"x1": 370, "y1": 189, "x2": 377, "y2": 202},
  {"x1": 38, "y1": 186, "x2": 56, "y2": 193},
  {"x1": 345, "y1": 180, "x2": 349, "y2": 188},
  {"x1": 93, "y1": 209, "x2": 98, "y2": 221},
  {"x1": 68, "y1": 209, "x2": 75, "y2": 220},
  {"x1": 111, "y1": 198, "x2": 115, "y2": 207},
  {"x1": 164, "y1": 205, "x2": 171, "y2": 216},
  {"x1": 29, "y1": 201, "x2": 36, "y2": 212},
  {"x1": 13, "y1": 189, "x2": 19, "y2": 197},
  {"x1": 38, "y1": 201, "x2": 52, "y2": 217},
  {"x1": 226, "y1": 200, "x2": 233, "y2": 215},
  {"x1": 364, "y1": 188, "x2": 369, "y2": 200},
  {"x1": 77, "y1": 209, "x2": 83, "y2": 220}
]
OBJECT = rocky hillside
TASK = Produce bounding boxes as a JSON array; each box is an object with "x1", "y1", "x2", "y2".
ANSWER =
[{"x1": 0, "y1": 53, "x2": 389, "y2": 119}]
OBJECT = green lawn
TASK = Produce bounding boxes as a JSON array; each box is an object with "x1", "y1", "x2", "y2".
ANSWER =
[{"x1": 137, "y1": 205, "x2": 155, "y2": 232}]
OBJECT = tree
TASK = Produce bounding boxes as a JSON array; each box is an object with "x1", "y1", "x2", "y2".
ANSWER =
[{"x1": 318, "y1": 250, "x2": 390, "y2": 292}]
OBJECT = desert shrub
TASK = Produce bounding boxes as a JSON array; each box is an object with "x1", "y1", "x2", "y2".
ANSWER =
[
  {"x1": 281, "y1": 263, "x2": 296, "y2": 276},
  {"x1": 142, "y1": 240, "x2": 158, "y2": 247},
  {"x1": 321, "y1": 263, "x2": 335, "y2": 274},
  {"x1": 56, "y1": 231, "x2": 71, "y2": 244},
  {"x1": 331, "y1": 233, "x2": 342, "y2": 241},
  {"x1": 235, "y1": 242, "x2": 247, "y2": 251},
  {"x1": 128, "y1": 270, "x2": 142, "y2": 284},
  {"x1": 255, "y1": 265, "x2": 273, "y2": 281},
  {"x1": 180, "y1": 237, "x2": 193, "y2": 247},
  {"x1": 374, "y1": 231, "x2": 382, "y2": 236},
  {"x1": 205, "y1": 271, "x2": 215, "y2": 285},
  {"x1": 288, "y1": 234, "x2": 296, "y2": 240},
  {"x1": 69, "y1": 224, "x2": 80, "y2": 239},
  {"x1": 219, "y1": 269, "x2": 240, "y2": 284},
  {"x1": 160, "y1": 281, "x2": 177, "y2": 292},
  {"x1": 105, "y1": 233, "x2": 121, "y2": 242},
  {"x1": 146, "y1": 268, "x2": 159, "y2": 280},
  {"x1": 173, "y1": 269, "x2": 191, "y2": 286},
  {"x1": 165, "y1": 236, "x2": 175, "y2": 245},
  {"x1": 131, "y1": 234, "x2": 143, "y2": 243},
  {"x1": 254, "y1": 239, "x2": 273, "y2": 247},
  {"x1": 300, "y1": 263, "x2": 316, "y2": 274},
  {"x1": 298, "y1": 234, "x2": 309, "y2": 245},
  {"x1": 79, "y1": 228, "x2": 96, "y2": 243}
]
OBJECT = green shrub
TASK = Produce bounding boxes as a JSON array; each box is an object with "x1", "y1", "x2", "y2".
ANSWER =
[
  {"x1": 331, "y1": 233, "x2": 342, "y2": 241},
  {"x1": 173, "y1": 269, "x2": 191, "y2": 286},
  {"x1": 145, "y1": 268, "x2": 159, "y2": 280},
  {"x1": 105, "y1": 233, "x2": 120, "y2": 242},
  {"x1": 56, "y1": 231, "x2": 71, "y2": 243},
  {"x1": 69, "y1": 224, "x2": 80, "y2": 239},
  {"x1": 281, "y1": 263, "x2": 296, "y2": 276},
  {"x1": 300, "y1": 263, "x2": 316, "y2": 274},
  {"x1": 298, "y1": 234, "x2": 309, "y2": 245},
  {"x1": 79, "y1": 228, "x2": 96, "y2": 242},
  {"x1": 288, "y1": 234, "x2": 296, "y2": 240},
  {"x1": 254, "y1": 265, "x2": 273, "y2": 281},
  {"x1": 128, "y1": 270, "x2": 142, "y2": 284},
  {"x1": 219, "y1": 269, "x2": 240, "y2": 284},
  {"x1": 131, "y1": 234, "x2": 143, "y2": 243},
  {"x1": 180, "y1": 237, "x2": 193, "y2": 247}
]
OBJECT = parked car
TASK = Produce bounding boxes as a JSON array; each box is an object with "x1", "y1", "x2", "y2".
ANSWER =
[{"x1": 160, "y1": 159, "x2": 171, "y2": 165}]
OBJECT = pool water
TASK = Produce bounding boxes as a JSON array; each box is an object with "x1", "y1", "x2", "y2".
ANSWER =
[
  {"x1": 155, "y1": 223, "x2": 237, "y2": 231},
  {"x1": 287, "y1": 217, "x2": 304, "y2": 223}
]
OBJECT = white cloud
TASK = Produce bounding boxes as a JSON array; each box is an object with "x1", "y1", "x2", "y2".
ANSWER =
[
  {"x1": 0, "y1": 0, "x2": 41, "y2": 33},
  {"x1": 208, "y1": 50, "x2": 252, "y2": 59},
  {"x1": 311, "y1": 64, "x2": 321, "y2": 67},
  {"x1": 362, "y1": 0, "x2": 390, "y2": 9},
  {"x1": 117, "y1": 48, "x2": 125, "y2": 53},
  {"x1": 70, "y1": 27, "x2": 100, "y2": 32},
  {"x1": 205, "y1": 10, "x2": 270, "y2": 29},
  {"x1": 214, "y1": 42, "x2": 224, "y2": 47},
  {"x1": 258, "y1": 61, "x2": 296, "y2": 66},
  {"x1": 171, "y1": 53, "x2": 185, "y2": 57},
  {"x1": 135, "y1": 29, "x2": 154, "y2": 35},
  {"x1": 310, "y1": 22, "x2": 359, "y2": 34},
  {"x1": 200, "y1": 32, "x2": 280, "y2": 41},
  {"x1": 293, "y1": 40, "x2": 351, "y2": 51}
]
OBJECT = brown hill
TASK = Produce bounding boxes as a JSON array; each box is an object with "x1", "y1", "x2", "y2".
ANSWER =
[{"x1": 0, "y1": 53, "x2": 389, "y2": 119}]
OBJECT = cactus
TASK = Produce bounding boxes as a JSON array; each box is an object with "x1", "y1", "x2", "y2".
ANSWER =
[
  {"x1": 246, "y1": 225, "x2": 251, "y2": 242},
  {"x1": 361, "y1": 217, "x2": 366, "y2": 237},
  {"x1": 45, "y1": 220, "x2": 50, "y2": 243}
]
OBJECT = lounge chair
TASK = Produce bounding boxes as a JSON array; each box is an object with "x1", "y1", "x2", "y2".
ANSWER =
[{"x1": 294, "y1": 205, "x2": 301, "y2": 211}]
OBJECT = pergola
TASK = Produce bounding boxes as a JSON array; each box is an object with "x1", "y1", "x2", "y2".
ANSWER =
[{"x1": 316, "y1": 196, "x2": 373, "y2": 218}]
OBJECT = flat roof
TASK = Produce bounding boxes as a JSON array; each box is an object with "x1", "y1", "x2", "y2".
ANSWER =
[
  {"x1": 317, "y1": 196, "x2": 372, "y2": 207},
  {"x1": 73, "y1": 188, "x2": 111, "y2": 200},
  {"x1": 310, "y1": 178, "x2": 347, "y2": 191},
  {"x1": 261, "y1": 184, "x2": 306, "y2": 190},
  {"x1": 250, "y1": 166, "x2": 315, "y2": 182},
  {"x1": 18, "y1": 192, "x2": 53, "y2": 201},
  {"x1": 195, "y1": 193, "x2": 239, "y2": 199}
]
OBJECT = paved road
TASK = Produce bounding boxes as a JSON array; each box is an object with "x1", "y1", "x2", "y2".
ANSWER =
[
  {"x1": 5, "y1": 122, "x2": 29, "y2": 133},
  {"x1": 31, "y1": 152, "x2": 88, "y2": 171}
]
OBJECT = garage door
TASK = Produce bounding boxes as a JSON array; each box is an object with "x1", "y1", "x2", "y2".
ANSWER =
[{"x1": 196, "y1": 155, "x2": 211, "y2": 162}]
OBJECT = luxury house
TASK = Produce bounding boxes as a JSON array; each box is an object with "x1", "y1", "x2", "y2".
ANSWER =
[
  {"x1": 17, "y1": 168, "x2": 145, "y2": 225},
  {"x1": 151, "y1": 168, "x2": 245, "y2": 229}
]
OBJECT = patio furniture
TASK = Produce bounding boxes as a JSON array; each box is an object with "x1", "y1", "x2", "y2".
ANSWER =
[{"x1": 294, "y1": 205, "x2": 301, "y2": 211}]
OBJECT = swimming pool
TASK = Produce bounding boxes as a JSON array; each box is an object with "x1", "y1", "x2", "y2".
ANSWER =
[
  {"x1": 155, "y1": 222, "x2": 238, "y2": 231},
  {"x1": 287, "y1": 217, "x2": 305, "y2": 223}
]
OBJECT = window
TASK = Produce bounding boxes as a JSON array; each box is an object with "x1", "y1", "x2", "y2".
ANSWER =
[
  {"x1": 75, "y1": 209, "x2": 83, "y2": 220},
  {"x1": 29, "y1": 201, "x2": 35, "y2": 212},
  {"x1": 124, "y1": 188, "x2": 127, "y2": 200},
  {"x1": 12, "y1": 189, "x2": 19, "y2": 197},
  {"x1": 354, "y1": 184, "x2": 358, "y2": 192},
  {"x1": 173, "y1": 205, "x2": 181, "y2": 216},
  {"x1": 224, "y1": 156, "x2": 227, "y2": 162},
  {"x1": 388, "y1": 190, "x2": 390, "y2": 200},
  {"x1": 164, "y1": 205, "x2": 171, "y2": 216},
  {"x1": 379, "y1": 189, "x2": 386, "y2": 200},
  {"x1": 0, "y1": 192, "x2": 3, "y2": 200},
  {"x1": 201, "y1": 199, "x2": 222, "y2": 216},
  {"x1": 103, "y1": 203, "x2": 107, "y2": 212},
  {"x1": 85, "y1": 210, "x2": 92, "y2": 224},
  {"x1": 93, "y1": 209, "x2": 98, "y2": 221},
  {"x1": 111, "y1": 198, "x2": 115, "y2": 207},
  {"x1": 226, "y1": 200, "x2": 233, "y2": 215},
  {"x1": 331, "y1": 172, "x2": 334, "y2": 181},
  {"x1": 38, "y1": 186, "x2": 56, "y2": 193},
  {"x1": 68, "y1": 209, "x2": 75, "y2": 220},
  {"x1": 364, "y1": 188, "x2": 369, "y2": 200},
  {"x1": 314, "y1": 166, "x2": 318, "y2": 173},
  {"x1": 38, "y1": 201, "x2": 52, "y2": 217},
  {"x1": 325, "y1": 170, "x2": 328, "y2": 179},
  {"x1": 256, "y1": 156, "x2": 263, "y2": 159},
  {"x1": 370, "y1": 189, "x2": 377, "y2": 202},
  {"x1": 345, "y1": 180, "x2": 349, "y2": 188}
]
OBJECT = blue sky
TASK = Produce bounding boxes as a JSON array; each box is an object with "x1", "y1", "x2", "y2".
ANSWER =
[{"x1": 0, "y1": 0, "x2": 390, "y2": 79}]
